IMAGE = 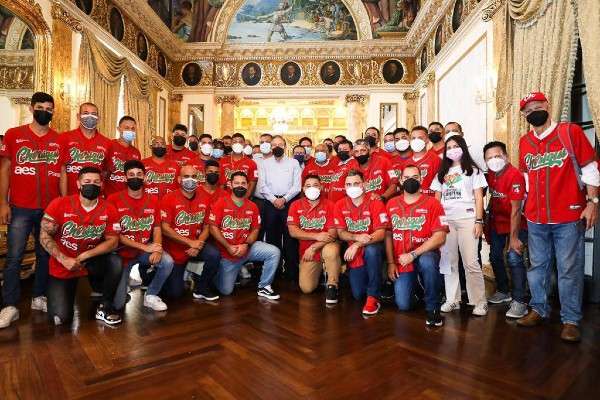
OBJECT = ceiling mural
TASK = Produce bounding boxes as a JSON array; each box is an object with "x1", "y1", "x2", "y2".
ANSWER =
[
  {"x1": 149, "y1": 0, "x2": 224, "y2": 42},
  {"x1": 367, "y1": 0, "x2": 420, "y2": 38}
]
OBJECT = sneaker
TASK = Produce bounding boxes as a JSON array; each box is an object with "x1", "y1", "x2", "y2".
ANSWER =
[
  {"x1": 240, "y1": 264, "x2": 252, "y2": 279},
  {"x1": 128, "y1": 263, "x2": 143, "y2": 287},
  {"x1": 362, "y1": 296, "x2": 380, "y2": 315},
  {"x1": 325, "y1": 285, "x2": 338, "y2": 304},
  {"x1": 488, "y1": 291, "x2": 512, "y2": 304},
  {"x1": 193, "y1": 288, "x2": 220, "y2": 301},
  {"x1": 144, "y1": 295, "x2": 168, "y2": 311},
  {"x1": 90, "y1": 291, "x2": 103, "y2": 298},
  {"x1": 31, "y1": 296, "x2": 48, "y2": 313},
  {"x1": 380, "y1": 280, "x2": 395, "y2": 302},
  {"x1": 440, "y1": 301, "x2": 460, "y2": 313},
  {"x1": 95, "y1": 304, "x2": 122, "y2": 325},
  {"x1": 0, "y1": 306, "x2": 19, "y2": 329},
  {"x1": 506, "y1": 300, "x2": 528, "y2": 319},
  {"x1": 472, "y1": 302, "x2": 488, "y2": 316},
  {"x1": 426, "y1": 309, "x2": 444, "y2": 327},
  {"x1": 257, "y1": 285, "x2": 280, "y2": 300}
]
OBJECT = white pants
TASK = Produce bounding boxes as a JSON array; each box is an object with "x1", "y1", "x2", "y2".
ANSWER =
[{"x1": 444, "y1": 218, "x2": 486, "y2": 305}]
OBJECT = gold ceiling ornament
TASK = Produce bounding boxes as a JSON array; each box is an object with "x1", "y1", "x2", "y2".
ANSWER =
[
  {"x1": 10, "y1": 97, "x2": 32, "y2": 105},
  {"x1": 51, "y1": 1, "x2": 83, "y2": 32},
  {"x1": 216, "y1": 95, "x2": 240, "y2": 106},
  {"x1": 482, "y1": 1, "x2": 506, "y2": 22},
  {"x1": 345, "y1": 94, "x2": 368, "y2": 105}
]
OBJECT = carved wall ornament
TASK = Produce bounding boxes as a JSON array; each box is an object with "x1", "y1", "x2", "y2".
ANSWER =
[
  {"x1": 482, "y1": 0, "x2": 506, "y2": 22},
  {"x1": 345, "y1": 94, "x2": 368, "y2": 105},
  {"x1": 403, "y1": 91, "x2": 420, "y2": 101},
  {"x1": 215, "y1": 95, "x2": 240, "y2": 106},
  {"x1": 51, "y1": 2, "x2": 84, "y2": 32},
  {"x1": 10, "y1": 97, "x2": 32, "y2": 105}
]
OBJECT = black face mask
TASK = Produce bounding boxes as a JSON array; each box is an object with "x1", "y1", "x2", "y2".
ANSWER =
[
  {"x1": 205, "y1": 172, "x2": 219, "y2": 185},
  {"x1": 402, "y1": 178, "x2": 421, "y2": 194},
  {"x1": 526, "y1": 110, "x2": 549, "y2": 127},
  {"x1": 152, "y1": 147, "x2": 167, "y2": 158},
  {"x1": 337, "y1": 151, "x2": 350, "y2": 161},
  {"x1": 126, "y1": 177, "x2": 144, "y2": 191},
  {"x1": 173, "y1": 135, "x2": 187, "y2": 147},
  {"x1": 429, "y1": 131, "x2": 442, "y2": 144},
  {"x1": 272, "y1": 147, "x2": 285, "y2": 158},
  {"x1": 356, "y1": 154, "x2": 369, "y2": 165},
  {"x1": 33, "y1": 110, "x2": 53, "y2": 126},
  {"x1": 224, "y1": 146, "x2": 233, "y2": 155},
  {"x1": 232, "y1": 186, "x2": 247, "y2": 198},
  {"x1": 189, "y1": 142, "x2": 198, "y2": 151},
  {"x1": 366, "y1": 136, "x2": 377, "y2": 148},
  {"x1": 325, "y1": 144, "x2": 333, "y2": 153},
  {"x1": 80, "y1": 184, "x2": 101, "y2": 200},
  {"x1": 294, "y1": 155, "x2": 305, "y2": 165}
]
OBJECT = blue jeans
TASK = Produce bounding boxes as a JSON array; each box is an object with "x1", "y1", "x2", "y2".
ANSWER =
[
  {"x1": 527, "y1": 221, "x2": 585, "y2": 325},
  {"x1": 215, "y1": 241, "x2": 280, "y2": 295},
  {"x1": 113, "y1": 251, "x2": 174, "y2": 310},
  {"x1": 347, "y1": 243, "x2": 383, "y2": 300},
  {"x1": 2, "y1": 206, "x2": 49, "y2": 306},
  {"x1": 489, "y1": 229, "x2": 528, "y2": 303},
  {"x1": 161, "y1": 243, "x2": 221, "y2": 298},
  {"x1": 394, "y1": 251, "x2": 441, "y2": 312}
]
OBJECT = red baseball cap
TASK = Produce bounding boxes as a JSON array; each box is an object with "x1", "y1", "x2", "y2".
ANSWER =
[{"x1": 520, "y1": 92, "x2": 548, "y2": 110}]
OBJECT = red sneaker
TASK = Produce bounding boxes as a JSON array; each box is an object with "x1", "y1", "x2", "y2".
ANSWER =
[{"x1": 362, "y1": 296, "x2": 380, "y2": 315}]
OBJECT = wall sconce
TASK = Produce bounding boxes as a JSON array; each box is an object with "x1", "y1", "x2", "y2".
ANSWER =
[
  {"x1": 59, "y1": 79, "x2": 86, "y2": 110},
  {"x1": 475, "y1": 74, "x2": 497, "y2": 105}
]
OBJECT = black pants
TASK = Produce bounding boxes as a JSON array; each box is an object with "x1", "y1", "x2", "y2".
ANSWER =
[
  {"x1": 263, "y1": 200, "x2": 299, "y2": 280},
  {"x1": 47, "y1": 253, "x2": 121, "y2": 325},
  {"x1": 252, "y1": 197, "x2": 267, "y2": 241}
]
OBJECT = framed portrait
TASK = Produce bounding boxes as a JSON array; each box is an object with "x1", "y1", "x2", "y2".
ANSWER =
[
  {"x1": 420, "y1": 46, "x2": 428, "y2": 73},
  {"x1": 381, "y1": 59, "x2": 404, "y2": 84},
  {"x1": 452, "y1": 0, "x2": 464, "y2": 32},
  {"x1": 241, "y1": 62, "x2": 262, "y2": 86},
  {"x1": 109, "y1": 7, "x2": 124, "y2": 42},
  {"x1": 320, "y1": 61, "x2": 341, "y2": 85},
  {"x1": 157, "y1": 53, "x2": 167, "y2": 77},
  {"x1": 136, "y1": 33, "x2": 148, "y2": 61},
  {"x1": 280, "y1": 61, "x2": 301, "y2": 86},
  {"x1": 181, "y1": 62, "x2": 202, "y2": 86},
  {"x1": 75, "y1": 0, "x2": 94, "y2": 15},
  {"x1": 434, "y1": 24, "x2": 443, "y2": 55}
]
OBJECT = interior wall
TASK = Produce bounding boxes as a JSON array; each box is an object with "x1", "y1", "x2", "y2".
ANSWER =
[
  {"x1": 365, "y1": 93, "x2": 407, "y2": 134},
  {"x1": 0, "y1": 97, "x2": 22, "y2": 134},
  {"x1": 179, "y1": 93, "x2": 216, "y2": 138}
]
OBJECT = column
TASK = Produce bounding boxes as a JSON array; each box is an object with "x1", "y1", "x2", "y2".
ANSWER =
[
  {"x1": 50, "y1": 8, "x2": 74, "y2": 133},
  {"x1": 169, "y1": 94, "x2": 183, "y2": 138},
  {"x1": 424, "y1": 72, "x2": 436, "y2": 123},
  {"x1": 345, "y1": 94, "x2": 368, "y2": 141},
  {"x1": 216, "y1": 95, "x2": 239, "y2": 136}
]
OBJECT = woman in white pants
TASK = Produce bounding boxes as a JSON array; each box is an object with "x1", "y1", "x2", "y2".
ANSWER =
[{"x1": 431, "y1": 135, "x2": 488, "y2": 316}]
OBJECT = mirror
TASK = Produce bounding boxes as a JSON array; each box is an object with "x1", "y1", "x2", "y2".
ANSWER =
[
  {"x1": 188, "y1": 104, "x2": 204, "y2": 136},
  {"x1": 380, "y1": 103, "x2": 397, "y2": 134}
]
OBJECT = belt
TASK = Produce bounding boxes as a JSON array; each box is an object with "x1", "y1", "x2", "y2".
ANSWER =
[{"x1": 274, "y1": 195, "x2": 285, "y2": 199}]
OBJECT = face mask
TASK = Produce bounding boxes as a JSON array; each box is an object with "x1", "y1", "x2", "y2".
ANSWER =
[
  {"x1": 33, "y1": 110, "x2": 53, "y2": 126},
  {"x1": 395, "y1": 139, "x2": 410, "y2": 152},
  {"x1": 487, "y1": 157, "x2": 507, "y2": 173},
  {"x1": 366, "y1": 136, "x2": 377, "y2": 148},
  {"x1": 80, "y1": 184, "x2": 101, "y2": 200},
  {"x1": 446, "y1": 147, "x2": 463, "y2": 161},
  {"x1": 243, "y1": 145, "x2": 253, "y2": 156},
  {"x1": 429, "y1": 131, "x2": 442, "y2": 143},
  {"x1": 232, "y1": 143, "x2": 244, "y2": 154},
  {"x1": 260, "y1": 142, "x2": 272, "y2": 154},
  {"x1": 122, "y1": 130, "x2": 136, "y2": 143},
  {"x1": 402, "y1": 178, "x2": 420, "y2": 194},
  {"x1": 303, "y1": 146, "x2": 312, "y2": 156},
  {"x1": 294, "y1": 154, "x2": 305, "y2": 165},
  {"x1": 212, "y1": 148, "x2": 224, "y2": 159},
  {"x1": 126, "y1": 177, "x2": 144, "y2": 191},
  {"x1": 272, "y1": 147, "x2": 285, "y2": 158},
  {"x1": 333, "y1": 143, "x2": 340, "y2": 153},
  {"x1": 189, "y1": 142, "x2": 199, "y2": 151},
  {"x1": 232, "y1": 186, "x2": 247, "y2": 198},
  {"x1": 224, "y1": 146, "x2": 232, "y2": 155},
  {"x1": 410, "y1": 138, "x2": 426, "y2": 153},
  {"x1": 205, "y1": 172, "x2": 219, "y2": 185},
  {"x1": 253, "y1": 153, "x2": 263, "y2": 161},
  {"x1": 80, "y1": 114, "x2": 98, "y2": 130},
  {"x1": 304, "y1": 186, "x2": 321, "y2": 201},
  {"x1": 181, "y1": 177, "x2": 198, "y2": 192},
  {"x1": 356, "y1": 154, "x2": 369, "y2": 165},
  {"x1": 200, "y1": 143, "x2": 213, "y2": 156},
  {"x1": 315, "y1": 151, "x2": 327, "y2": 163},
  {"x1": 337, "y1": 151, "x2": 350, "y2": 161},
  {"x1": 384, "y1": 141, "x2": 396, "y2": 153},
  {"x1": 526, "y1": 110, "x2": 549, "y2": 127},
  {"x1": 346, "y1": 186, "x2": 363, "y2": 199},
  {"x1": 326, "y1": 144, "x2": 333, "y2": 153},
  {"x1": 152, "y1": 147, "x2": 167, "y2": 158},
  {"x1": 173, "y1": 135, "x2": 187, "y2": 147}
]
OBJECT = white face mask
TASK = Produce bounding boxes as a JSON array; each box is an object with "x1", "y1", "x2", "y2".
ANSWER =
[
  {"x1": 304, "y1": 186, "x2": 321, "y2": 200},
  {"x1": 346, "y1": 186, "x2": 363, "y2": 199},
  {"x1": 260, "y1": 142, "x2": 272, "y2": 154},
  {"x1": 200, "y1": 143, "x2": 213, "y2": 156},
  {"x1": 395, "y1": 139, "x2": 410, "y2": 152},
  {"x1": 410, "y1": 138, "x2": 426, "y2": 153},
  {"x1": 232, "y1": 143, "x2": 244, "y2": 154},
  {"x1": 243, "y1": 145, "x2": 253, "y2": 156},
  {"x1": 487, "y1": 157, "x2": 507, "y2": 172},
  {"x1": 304, "y1": 146, "x2": 312, "y2": 156}
]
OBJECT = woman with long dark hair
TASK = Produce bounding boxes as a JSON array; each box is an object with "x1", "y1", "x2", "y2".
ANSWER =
[{"x1": 431, "y1": 136, "x2": 488, "y2": 316}]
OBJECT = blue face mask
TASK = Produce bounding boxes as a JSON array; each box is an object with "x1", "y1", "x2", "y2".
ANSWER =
[
  {"x1": 315, "y1": 151, "x2": 327, "y2": 163},
  {"x1": 212, "y1": 148, "x2": 224, "y2": 159},
  {"x1": 384, "y1": 141, "x2": 396, "y2": 153},
  {"x1": 122, "y1": 130, "x2": 136, "y2": 143}
]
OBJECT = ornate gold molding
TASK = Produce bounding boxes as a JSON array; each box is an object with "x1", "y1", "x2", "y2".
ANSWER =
[
  {"x1": 482, "y1": 0, "x2": 506, "y2": 22},
  {"x1": 403, "y1": 91, "x2": 419, "y2": 101},
  {"x1": 51, "y1": 1, "x2": 83, "y2": 32},
  {"x1": 170, "y1": 94, "x2": 183, "y2": 102},
  {"x1": 0, "y1": 65, "x2": 34, "y2": 90},
  {"x1": 10, "y1": 97, "x2": 32, "y2": 105},
  {"x1": 345, "y1": 94, "x2": 368, "y2": 105},
  {"x1": 215, "y1": 96, "x2": 240, "y2": 106}
]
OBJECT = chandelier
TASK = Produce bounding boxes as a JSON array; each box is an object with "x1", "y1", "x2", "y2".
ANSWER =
[{"x1": 269, "y1": 106, "x2": 294, "y2": 134}]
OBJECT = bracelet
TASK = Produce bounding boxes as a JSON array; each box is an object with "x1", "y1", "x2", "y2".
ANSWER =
[{"x1": 475, "y1": 219, "x2": 484, "y2": 224}]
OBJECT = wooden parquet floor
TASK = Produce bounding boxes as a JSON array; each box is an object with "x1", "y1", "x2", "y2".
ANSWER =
[{"x1": 0, "y1": 279, "x2": 598, "y2": 400}]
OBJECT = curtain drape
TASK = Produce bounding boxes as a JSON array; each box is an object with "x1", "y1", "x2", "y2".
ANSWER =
[
  {"x1": 124, "y1": 64, "x2": 151, "y2": 156},
  {"x1": 508, "y1": 0, "x2": 554, "y2": 23}
]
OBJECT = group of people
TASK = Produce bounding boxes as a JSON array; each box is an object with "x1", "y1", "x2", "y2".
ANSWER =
[{"x1": 0, "y1": 91, "x2": 597, "y2": 342}]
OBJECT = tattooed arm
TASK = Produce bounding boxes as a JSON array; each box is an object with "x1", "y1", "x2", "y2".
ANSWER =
[{"x1": 40, "y1": 217, "x2": 80, "y2": 271}]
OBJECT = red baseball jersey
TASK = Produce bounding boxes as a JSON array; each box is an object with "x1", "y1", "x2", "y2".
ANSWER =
[
  {"x1": 107, "y1": 191, "x2": 161, "y2": 265},
  {"x1": 359, "y1": 156, "x2": 396, "y2": 196},
  {"x1": 287, "y1": 197, "x2": 336, "y2": 262},
  {"x1": 519, "y1": 123, "x2": 596, "y2": 224},
  {"x1": 142, "y1": 157, "x2": 180, "y2": 198},
  {"x1": 390, "y1": 153, "x2": 414, "y2": 181},
  {"x1": 104, "y1": 139, "x2": 141, "y2": 196},
  {"x1": 160, "y1": 189, "x2": 210, "y2": 265},
  {"x1": 411, "y1": 150, "x2": 442, "y2": 196},
  {"x1": 198, "y1": 185, "x2": 227, "y2": 204},
  {"x1": 43, "y1": 195, "x2": 120, "y2": 279},
  {"x1": 59, "y1": 128, "x2": 112, "y2": 195},
  {"x1": 333, "y1": 197, "x2": 388, "y2": 268},
  {"x1": 0, "y1": 125, "x2": 61, "y2": 209},
  {"x1": 432, "y1": 146, "x2": 444, "y2": 157},
  {"x1": 186, "y1": 155, "x2": 209, "y2": 183},
  {"x1": 218, "y1": 155, "x2": 258, "y2": 188},
  {"x1": 372, "y1": 147, "x2": 392, "y2": 160},
  {"x1": 301, "y1": 158, "x2": 339, "y2": 197},
  {"x1": 166, "y1": 145, "x2": 197, "y2": 167},
  {"x1": 208, "y1": 195, "x2": 260, "y2": 260},
  {"x1": 386, "y1": 195, "x2": 448, "y2": 273},
  {"x1": 486, "y1": 163, "x2": 527, "y2": 234},
  {"x1": 328, "y1": 157, "x2": 360, "y2": 203}
]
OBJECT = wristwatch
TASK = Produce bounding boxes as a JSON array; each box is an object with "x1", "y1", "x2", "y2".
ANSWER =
[
  {"x1": 410, "y1": 251, "x2": 418, "y2": 260},
  {"x1": 587, "y1": 196, "x2": 599, "y2": 204}
]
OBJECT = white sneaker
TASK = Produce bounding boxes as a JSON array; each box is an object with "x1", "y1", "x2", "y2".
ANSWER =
[
  {"x1": 31, "y1": 296, "x2": 47, "y2": 313},
  {"x1": 241, "y1": 264, "x2": 252, "y2": 279},
  {"x1": 0, "y1": 306, "x2": 20, "y2": 328},
  {"x1": 144, "y1": 295, "x2": 168, "y2": 311},
  {"x1": 440, "y1": 301, "x2": 460, "y2": 313},
  {"x1": 472, "y1": 302, "x2": 489, "y2": 316}
]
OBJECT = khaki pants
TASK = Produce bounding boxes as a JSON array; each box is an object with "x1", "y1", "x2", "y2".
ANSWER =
[
  {"x1": 444, "y1": 218, "x2": 486, "y2": 305},
  {"x1": 299, "y1": 242, "x2": 342, "y2": 294}
]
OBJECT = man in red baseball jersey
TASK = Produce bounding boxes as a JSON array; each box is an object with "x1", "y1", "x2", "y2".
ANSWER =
[
  {"x1": 301, "y1": 143, "x2": 339, "y2": 197},
  {"x1": 390, "y1": 128, "x2": 413, "y2": 181},
  {"x1": 364, "y1": 126, "x2": 391, "y2": 160},
  {"x1": 59, "y1": 102, "x2": 112, "y2": 195},
  {"x1": 40, "y1": 167, "x2": 122, "y2": 326},
  {"x1": 0, "y1": 92, "x2": 61, "y2": 328},
  {"x1": 199, "y1": 159, "x2": 226, "y2": 203},
  {"x1": 517, "y1": 92, "x2": 599, "y2": 342},
  {"x1": 385, "y1": 165, "x2": 448, "y2": 327},
  {"x1": 166, "y1": 124, "x2": 196, "y2": 166},
  {"x1": 428, "y1": 122, "x2": 445, "y2": 156},
  {"x1": 104, "y1": 116, "x2": 142, "y2": 196},
  {"x1": 142, "y1": 136, "x2": 180, "y2": 198},
  {"x1": 334, "y1": 170, "x2": 388, "y2": 315},
  {"x1": 218, "y1": 132, "x2": 258, "y2": 196},
  {"x1": 409, "y1": 126, "x2": 441, "y2": 196},
  {"x1": 353, "y1": 139, "x2": 397, "y2": 200},
  {"x1": 328, "y1": 140, "x2": 360, "y2": 203}
]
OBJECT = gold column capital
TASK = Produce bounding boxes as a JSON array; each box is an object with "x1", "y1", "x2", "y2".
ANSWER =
[
  {"x1": 344, "y1": 94, "x2": 368, "y2": 105},
  {"x1": 216, "y1": 95, "x2": 240, "y2": 106},
  {"x1": 403, "y1": 91, "x2": 419, "y2": 101},
  {"x1": 10, "y1": 97, "x2": 31, "y2": 105},
  {"x1": 170, "y1": 94, "x2": 184, "y2": 102},
  {"x1": 482, "y1": 0, "x2": 506, "y2": 22},
  {"x1": 51, "y1": 2, "x2": 83, "y2": 32}
]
